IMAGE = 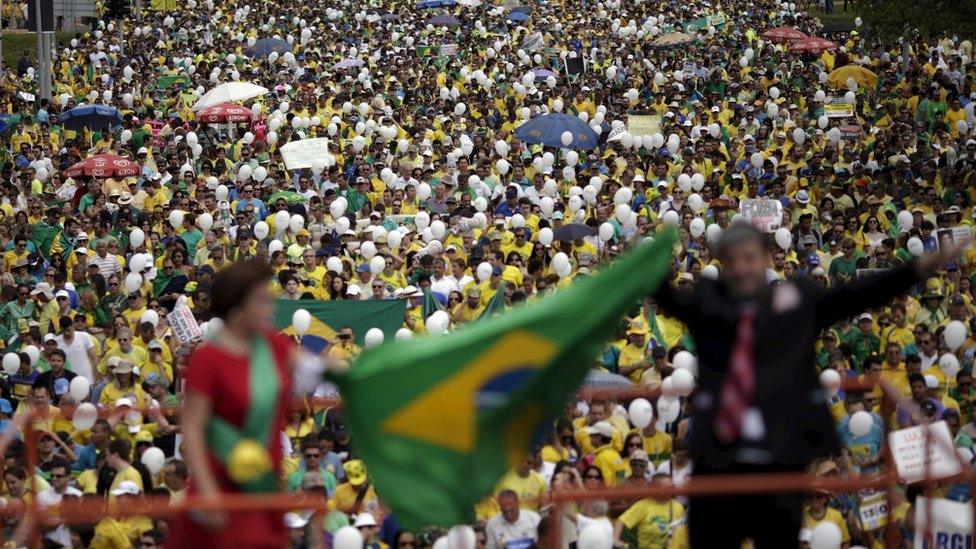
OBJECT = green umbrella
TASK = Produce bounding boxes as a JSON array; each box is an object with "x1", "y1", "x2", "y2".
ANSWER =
[{"x1": 266, "y1": 191, "x2": 308, "y2": 205}]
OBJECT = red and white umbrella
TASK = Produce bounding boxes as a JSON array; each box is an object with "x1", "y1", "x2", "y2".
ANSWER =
[
  {"x1": 789, "y1": 36, "x2": 839, "y2": 54},
  {"x1": 63, "y1": 154, "x2": 140, "y2": 178},
  {"x1": 196, "y1": 102, "x2": 254, "y2": 123},
  {"x1": 761, "y1": 27, "x2": 809, "y2": 43}
]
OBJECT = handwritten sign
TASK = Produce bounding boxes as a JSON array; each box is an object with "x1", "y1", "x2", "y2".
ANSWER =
[
  {"x1": 888, "y1": 421, "x2": 961, "y2": 484},
  {"x1": 167, "y1": 304, "x2": 201, "y2": 344},
  {"x1": 627, "y1": 115, "x2": 661, "y2": 137},
  {"x1": 824, "y1": 97, "x2": 855, "y2": 118},
  {"x1": 522, "y1": 32, "x2": 544, "y2": 52},
  {"x1": 913, "y1": 497, "x2": 973, "y2": 549},
  {"x1": 739, "y1": 199, "x2": 782, "y2": 232}
]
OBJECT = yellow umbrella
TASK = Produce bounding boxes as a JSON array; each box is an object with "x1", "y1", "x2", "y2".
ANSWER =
[{"x1": 827, "y1": 65, "x2": 878, "y2": 90}]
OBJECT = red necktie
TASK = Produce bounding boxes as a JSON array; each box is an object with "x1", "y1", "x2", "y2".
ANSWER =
[{"x1": 715, "y1": 311, "x2": 756, "y2": 445}]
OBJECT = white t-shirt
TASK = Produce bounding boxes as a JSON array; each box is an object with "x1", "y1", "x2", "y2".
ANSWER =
[
  {"x1": 485, "y1": 510, "x2": 541, "y2": 549},
  {"x1": 56, "y1": 332, "x2": 96, "y2": 382},
  {"x1": 576, "y1": 515, "x2": 614, "y2": 541}
]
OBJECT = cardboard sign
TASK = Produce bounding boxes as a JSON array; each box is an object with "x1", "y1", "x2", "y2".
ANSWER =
[
  {"x1": 913, "y1": 497, "x2": 973, "y2": 549},
  {"x1": 279, "y1": 138, "x2": 331, "y2": 171},
  {"x1": 888, "y1": 421, "x2": 962, "y2": 484},
  {"x1": 824, "y1": 97, "x2": 855, "y2": 118},
  {"x1": 627, "y1": 115, "x2": 661, "y2": 137},
  {"x1": 858, "y1": 487, "x2": 890, "y2": 531},
  {"x1": 606, "y1": 124, "x2": 627, "y2": 142},
  {"x1": 838, "y1": 125, "x2": 863, "y2": 139},
  {"x1": 167, "y1": 303, "x2": 201, "y2": 344},
  {"x1": 936, "y1": 226, "x2": 973, "y2": 250},
  {"x1": 522, "y1": 32, "x2": 544, "y2": 52},
  {"x1": 739, "y1": 199, "x2": 783, "y2": 232},
  {"x1": 439, "y1": 43, "x2": 458, "y2": 56}
]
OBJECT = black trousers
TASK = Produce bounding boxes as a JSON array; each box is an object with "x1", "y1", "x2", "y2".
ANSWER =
[{"x1": 689, "y1": 464, "x2": 803, "y2": 548}]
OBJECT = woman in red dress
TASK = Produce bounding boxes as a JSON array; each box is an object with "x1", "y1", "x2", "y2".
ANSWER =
[{"x1": 175, "y1": 259, "x2": 296, "y2": 548}]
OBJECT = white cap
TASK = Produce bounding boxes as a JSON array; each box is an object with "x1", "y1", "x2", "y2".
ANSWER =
[
  {"x1": 114, "y1": 397, "x2": 134, "y2": 409},
  {"x1": 353, "y1": 512, "x2": 378, "y2": 528},
  {"x1": 43, "y1": 333, "x2": 56, "y2": 343},
  {"x1": 346, "y1": 285, "x2": 362, "y2": 296},
  {"x1": 110, "y1": 480, "x2": 141, "y2": 497},
  {"x1": 137, "y1": 147, "x2": 149, "y2": 155},
  {"x1": 55, "y1": 290, "x2": 70, "y2": 299},
  {"x1": 585, "y1": 420, "x2": 614, "y2": 439},
  {"x1": 924, "y1": 375, "x2": 940, "y2": 389}
]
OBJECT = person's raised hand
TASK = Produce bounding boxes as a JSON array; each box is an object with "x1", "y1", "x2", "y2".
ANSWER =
[{"x1": 915, "y1": 240, "x2": 968, "y2": 278}]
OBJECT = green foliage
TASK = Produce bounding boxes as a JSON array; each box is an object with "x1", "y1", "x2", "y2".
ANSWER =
[{"x1": 862, "y1": 0, "x2": 976, "y2": 41}]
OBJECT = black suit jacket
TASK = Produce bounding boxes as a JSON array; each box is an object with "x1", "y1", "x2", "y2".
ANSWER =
[{"x1": 654, "y1": 262, "x2": 922, "y2": 470}]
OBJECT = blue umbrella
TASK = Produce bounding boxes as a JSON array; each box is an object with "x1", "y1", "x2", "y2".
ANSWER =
[
  {"x1": 248, "y1": 38, "x2": 292, "y2": 58},
  {"x1": 57, "y1": 105, "x2": 122, "y2": 132},
  {"x1": 507, "y1": 11, "x2": 529, "y2": 22},
  {"x1": 417, "y1": 0, "x2": 455, "y2": 7},
  {"x1": 428, "y1": 14, "x2": 461, "y2": 26},
  {"x1": 515, "y1": 113, "x2": 599, "y2": 149},
  {"x1": 509, "y1": 6, "x2": 531, "y2": 13}
]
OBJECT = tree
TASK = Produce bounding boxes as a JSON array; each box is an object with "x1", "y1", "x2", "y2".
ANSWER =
[{"x1": 862, "y1": 0, "x2": 976, "y2": 42}]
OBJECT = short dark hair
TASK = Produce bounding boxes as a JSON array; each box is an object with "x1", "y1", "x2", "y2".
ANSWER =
[
  {"x1": 209, "y1": 259, "x2": 274, "y2": 319},
  {"x1": 907, "y1": 372, "x2": 926, "y2": 387},
  {"x1": 715, "y1": 223, "x2": 767, "y2": 261},
  {"x1": 108, "y1": 439, "x2": 131, "y2": 460}
]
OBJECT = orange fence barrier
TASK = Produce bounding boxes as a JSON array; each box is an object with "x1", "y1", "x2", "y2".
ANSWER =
[{"x1": 5, "y1": 375, "x2": 972, "y2": 548}]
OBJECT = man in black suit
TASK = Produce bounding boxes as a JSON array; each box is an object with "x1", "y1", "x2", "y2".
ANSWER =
[{"x1": 654, "y1": 223, "x2": 960, "y2": 547}]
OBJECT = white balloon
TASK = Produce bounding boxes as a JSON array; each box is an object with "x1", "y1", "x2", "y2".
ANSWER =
[
  {"x1": 793, "y1": 128, "x2": 806, "y2": 145},
  {"x1": 750, "y1": 152, "x2": 764, "y2": 169},
  {"x1": 72, "y1": 403, "x2": 98, "y2": 431},
  {"x1": 907, "y1": 237, "x2": 924, "y2": 257},
  {"x1": 689, "y1": 218, "x2": 706, "y2": 238},
  {"x1": 599, "y1": 222, "x2": 615, "y2": 242},
  {"x1": 628, "y1": 398, "x2": 653, "y2": 429},
  {"x1": 326, "y1": 257, "x2": 344, "y2": 274},
  {"x1": 197, "y1": 213, "x2": 214, "y2": 232},
  {"x1": 268, "y1": 239, "x2": 284, "y2": 255},
  {"x1": 68, "y1": 376, "x2": 90, "y2": 401},
  {"x1": 706, "y1": 224, "x2": 723, "y2": 243},
  {"x1": 561, "y1": 131, "x2": 573, "y2": 147},
  {"x1": 168, "y1": 209, "x2": 185, "y2": 229},
  {"x1": 395, "y1": 328, "x2": 414, "y2": 341},
  {"x1": 673, "y1": 351, "x2": 697, "y2": 375},
  {"x1": 364, "y1": 328, "x2": 385, "y2": 348},
  {"x1": 774, "y1": 227, "x2": 792, "y2": 250},
  {"x1": 426, "y1": 310, "x2": 450, "y2": 335},
  {"x1": 897, "y1": 210, "x2": 914, "y2": 231},
  {"x1": 292, "y1": 309, "x2": 312, "y2": 336},
  {"x1": 446, "y1": 525, "x2": 477, "y2": 549},
  {"x1": 662, "y1": 210, "x2": 680, "y2": 227},
  {"x1": 333, "y1": 525, "x2": 364, "y2": 549},
  {"x1": 848, "y1": 410, "x2": 873, "y2": 437},
  {"x1": 820, "y1": 369, "x2": 842, "y2": 397},
  {"x1": 810, "y1": 521, "x2": 842, "y2": 549},
  {"x1": 140, "y1": 310, "x2": 159, "y2": 328},
  {"x1": 940, "y1": 353, "x2": 961, "y2": 379},
  {"x1": 253, "y1": 221, "x2": 270, "y2": 240},
  {"x1": 552, "y1": 252, "x2": 570, "y2": 273},
  {"x1": 702, "y1": 264, "x2": 719, "y2": 279},
  {"x1": 124, "y1": 273, "x2": 143, "y2": 294},
  {"x1": 538, "y1": 228, "x2": 554, "y2": 247},
  {"x1": 477, "y1": 262, "x2": 493, "y2": 282},
  {"x1": 657, "y1": 395, "x2": 681, "y2": 423},
  {"x1": 430, "y1": 220, "x2": 447, "y2": 240},
  {"x1": 2, "y1": 353, "x2": 19, "y2": 375},
  {"x1": 129, "y1": 254, "x2": 147, "y2": 273},
  {"x1": 687, "y1": 194, "x2": 704, "y2": 212},
  {"x1": 670, "y1": 368, "x2": 695, "y2": 396},
  {"x1": 945, "y1": 320, "x2": 967, "y2": 351},
  {"x1": 141, "y1": 447, "x2": 166, "y2": 475}
]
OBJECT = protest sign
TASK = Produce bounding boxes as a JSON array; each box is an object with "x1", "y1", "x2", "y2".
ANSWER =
[
  {"x1": 888, "y1": 421, "x2": 962, "y2": 484},
  {"x1": 739, "y1": 199, "x2": 782, "y2": 232},
  {"x1": 606, "y1": 124, "x2": 627, "y2": 142},
  {"x1": 167, "y1": 303, "x2": 201, "y2": 344},
  {"x1": 279, "y1": 138, "x2": 331, "y2": 170},
  {"x1": 825, "y1": 97, "x2": 855, "y2": 118},
  {"x1": 627, "y1": 115, "x2": 661, "y2": 137},
  {"x1": 858, "y1": 487, "x2": 890, "y2": 531},
  {"x1": 913, "y1": 497, "x2": 972, "y2": 549}
]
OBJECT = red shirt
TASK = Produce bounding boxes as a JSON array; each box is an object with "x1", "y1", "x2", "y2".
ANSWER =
[{"x1": 177, "y1": 330, "x2": 293, "y2": 547}]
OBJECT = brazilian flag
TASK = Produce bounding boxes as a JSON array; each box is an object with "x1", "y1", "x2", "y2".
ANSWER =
[
  {"x1": 332, "y1": 231, "x2": 676, "y2": 529},
  {"x1": 274, "y1": 300, "x2": 406, "y2": 354}
]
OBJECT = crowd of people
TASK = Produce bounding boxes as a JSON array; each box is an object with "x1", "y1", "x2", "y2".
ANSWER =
[{"x1": 0, "y1": 0, "x2": 970, "y2": 545}]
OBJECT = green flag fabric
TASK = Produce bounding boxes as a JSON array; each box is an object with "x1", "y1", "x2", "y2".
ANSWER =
[
  {"x1": 422, "y1": 289, "x2": 443, "y2": 320},
  {"x1": 273, "y1": 299, "x2": 406, "y2": 354},
  {"x1": 332, "y1": 231, "x2": 676, "y2": 529},
  {"x1": 478, "y1": 281, "x2": 507, "y2": 320}
]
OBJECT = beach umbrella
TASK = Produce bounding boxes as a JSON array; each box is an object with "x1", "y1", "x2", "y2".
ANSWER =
[
  {"x1": 63, "y1": 154, "x2": 140, "y2": 178},
  {"x1": 761, "y1": 26, "x2": 808, "y2": 42},
  {"x1": 789, "y1": 36, "x2": 838, "y2": 54},
  {"x1": 827, "y1": 65, "x2": 879, "y2": 89},
  {"x1": 57, "y1": 105, "x2": 122, "y2": 131},
  {"x1": 507, "y1": 11, "x2": 529, "y2": 22},
  {"x1": 515, "y1": 113, "x2": 599, "y2": 149},
  {"x1": 196, "y1": 102, "x2": 254, "y2": 123},
  {"x1": 191, "y1": 82, "x2": 269, "y2": 112}
]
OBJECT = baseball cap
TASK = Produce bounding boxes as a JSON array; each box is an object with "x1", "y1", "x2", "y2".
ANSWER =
[
  {"x1": 356, "y1": 263, "x2": 370, "y2": 273},
  {"x1": 346, "y1": 285, "x2": 362, "y2": 296},
  {"x1": 148, "y1": 340, "x2": 163, "y2": 351},
  {"x1": 354, "y1": 512, "x2": 378, "y2": 528},
  {"x1": 114, "y1": 397, "x2": 134, "y2": 409},
  {"x1": 343, "y1": 459, "x2": 369, "y2": 486},
  {"x1": 467, "y1": 287, "x2": 481, "y2": 298},
  {"x1": 806, "y1": 253, "x2": 820, "y2": 266},
  {"x1": 492, "y1": 266, "x2": 503, "y2": 276},
  {"x1": 585, "y1": 420, "x2": 614, "y2": 439},
  {"x1": 110, "y1": 480, "x2": 141, "y2": 497},
  {"x1": 857, "y1": 313, "x2": 873, "y2": 322},
  {"x1": 43, "y1": 333, "x2": 56, "y2": 343},
  {"x1": 55, "y1": 290, "x2": 70, "y2": 299}
]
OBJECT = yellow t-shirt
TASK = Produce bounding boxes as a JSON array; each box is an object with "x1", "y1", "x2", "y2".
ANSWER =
[
  {"x1": 495, "y1": 469, "x2": 547, "y2": 511},
  {"x1": 638, "y1": 429, "x2": 673, "y2": 468},
  {"x1": 619, "y1": 498, "x2": 685, "y2": 549},
  {"x1": 331, "y1": 482, "x2": 378, "y2": 514},
  {"x1": 592, "y1": 445, "x2": 626, "y2": 487},
  {"x1": 108, "y1": 466, "x2": 144, "y2": 503},
  {"x1": 803, "y1": 506, "x2": 851, "y2": 545}
]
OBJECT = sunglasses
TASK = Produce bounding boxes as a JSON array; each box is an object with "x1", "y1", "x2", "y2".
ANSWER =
[
  {"x1": 585, "y1": 474, "x2": 602, "y2": 480},
  {"x1": 304, "y1": 452, "x2": 321, "y2": 459}
]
